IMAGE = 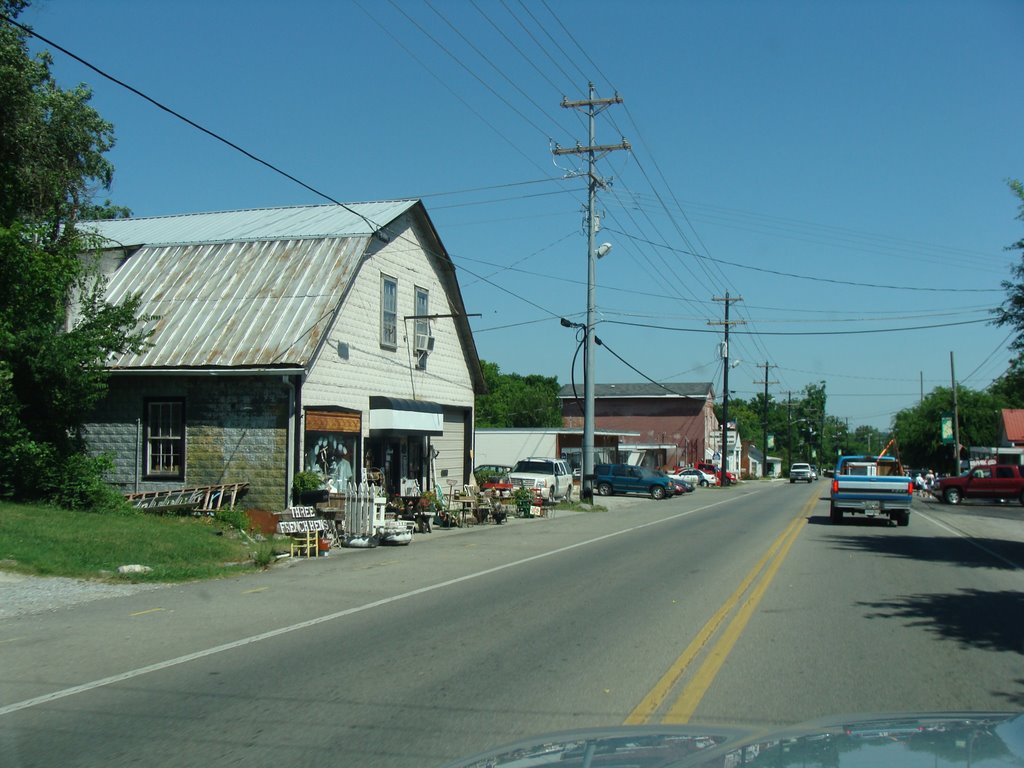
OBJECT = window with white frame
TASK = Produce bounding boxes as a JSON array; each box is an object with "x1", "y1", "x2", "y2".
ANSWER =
[
  {"x1": 414, "y1": 286, "x2": 430, "y2": 369},
  {"x1": 145, "y1": 399, "x2": 185, "y2": 479},
  {"x1": 381, "y1": 274, "x2": 397, "y2": 348}
]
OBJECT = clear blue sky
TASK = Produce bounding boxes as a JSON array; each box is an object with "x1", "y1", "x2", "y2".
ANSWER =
[{"x1": 20, "y1": 0, "x2": 1024, "y2": 433}]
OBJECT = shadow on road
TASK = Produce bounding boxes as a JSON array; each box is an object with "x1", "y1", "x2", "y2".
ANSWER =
[
  {"x1": 824, "y1": 532, "x2": 1024, "y2": 570},
  {"x1": 993, "y1": 678, "x2": 1024, "y2": 707},
  {"x1": 859, "y1": 589, "x2": 1024, "y2": 656}
]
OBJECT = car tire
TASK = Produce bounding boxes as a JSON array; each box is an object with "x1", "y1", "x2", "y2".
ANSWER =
[
  {"x1": 564, "y1": 484, "x2": 573, "y2": 502},
  {"x1": 1019, "y1": 490, "x2": 1024, "y2": 507},
  {"x1": 597, "y1": 482, "x2": 612, "y2": 496},
  {"x1": 830, "y1": 502, "x2": 842, "y2": 524},
  {"x1": 701, "y1": 479, "x2": 708, "y2": 487},
  {"x1": 895, "y1": 511, "x2": 910, "y2": 527},
  {"x1": 944, "y1": 488, "x2": 962, "y2": 505},
  {"x1": 789, "y1": 478, "x2": 795, "y2": 483},
  {"x1": 650, "y1": 485, "x2": 666, "y2": 500}
]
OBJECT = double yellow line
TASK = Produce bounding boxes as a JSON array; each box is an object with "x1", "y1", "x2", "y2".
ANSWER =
[{"x1": 625, "y1": 493, "x2": 816, "y2": 725}]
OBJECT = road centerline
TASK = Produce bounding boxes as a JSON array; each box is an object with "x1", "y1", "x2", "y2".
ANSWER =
[{"x1": 626, "y1": 492, "x2": 817, "y2": 725}]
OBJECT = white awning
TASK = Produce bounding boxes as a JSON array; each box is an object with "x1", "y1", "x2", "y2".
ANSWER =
[{"x1": 369, "y1": 396, "x2": 443, "y2": 436}]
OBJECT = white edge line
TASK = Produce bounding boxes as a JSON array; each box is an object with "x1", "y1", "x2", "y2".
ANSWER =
[
  {"x1": 917, "y1": 509, "x2": 1023, "y2": 570},
  {"x1": 1, "y1": 492, "x2": 758, "y2": 716}
]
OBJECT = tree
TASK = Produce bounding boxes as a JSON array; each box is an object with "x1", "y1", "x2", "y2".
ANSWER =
[
  {"x1": 0, "y1": 2, "x2": 148, "y2": 508},
  {"x1": 992, "y1": 178, "x2": 1024, "y2": 390},
  {"x1": 893, "y1": 386, "x2": 1002, "y2": 472},
  {"x1": 474, "y1": 360, "x2": 561, "y2": 428}
]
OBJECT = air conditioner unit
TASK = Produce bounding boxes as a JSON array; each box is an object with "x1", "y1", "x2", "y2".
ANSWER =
[{"x1": 414, "y1": 334, "x2": 435, "y2": 353}]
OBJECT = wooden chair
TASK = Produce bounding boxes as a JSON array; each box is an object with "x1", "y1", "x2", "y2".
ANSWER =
[{"x1": 290, "y1": 530, "x2": 319, "y2": 558}]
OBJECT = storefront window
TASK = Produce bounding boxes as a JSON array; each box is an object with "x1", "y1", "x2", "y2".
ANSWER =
[{"x1": 305, "y1": 433, "x2": 358, "y2": 491}]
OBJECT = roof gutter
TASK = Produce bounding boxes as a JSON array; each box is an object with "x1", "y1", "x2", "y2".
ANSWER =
[{"x1": 106, "y1": 367, "x2": 307, "y2": 378}]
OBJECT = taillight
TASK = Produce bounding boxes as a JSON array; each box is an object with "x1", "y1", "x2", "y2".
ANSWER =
[
  {"x1": 832, "y1": 479, "x2": 839, "y2": 494},
  {"x1": 907, "y1": 482, "x2": 914, "y2": 494}
]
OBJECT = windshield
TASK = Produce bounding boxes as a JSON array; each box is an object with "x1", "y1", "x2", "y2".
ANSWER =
[{"x1": 4, "y1": 2, "x2": 1020, "y2": 767}]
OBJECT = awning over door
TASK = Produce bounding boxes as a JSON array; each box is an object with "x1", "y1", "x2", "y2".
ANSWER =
[{"x1": 369, "y1": 396, "x2": 444, "y2": 436}]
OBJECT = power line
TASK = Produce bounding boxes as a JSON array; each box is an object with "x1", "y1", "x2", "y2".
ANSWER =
[
  {"x1": 603, "y1": 317, "x2": 992, "y2": 336},
  {"x1": 2, "y1": 13, "x2": 387, "y2": 238},
  {"x1": 604, "y1": 228, "x2": 1003, "y2": 293}
]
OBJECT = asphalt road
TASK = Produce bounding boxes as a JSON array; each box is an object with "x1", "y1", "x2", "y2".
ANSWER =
[{"x1": 2, "y1": 482, "x2": 1022, "y2": 767}]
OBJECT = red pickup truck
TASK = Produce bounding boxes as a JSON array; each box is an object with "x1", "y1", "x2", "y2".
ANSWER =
[{"x1": 934, "y1": 464, "x2": 1024, "y2": 505}]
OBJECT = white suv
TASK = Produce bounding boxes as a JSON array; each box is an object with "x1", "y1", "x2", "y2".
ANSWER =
[
  {"x1": 508, "y1": 457, "x2": 574, "y2": 502},
  {"x1": 789, "y1": 462, "x2": 813, "y2": 483}
]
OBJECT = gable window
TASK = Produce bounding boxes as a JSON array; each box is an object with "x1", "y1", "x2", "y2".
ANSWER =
[
  {"x1": 414, "y1": 286, "x2": 430, "y2": 370},
  {"x1": 145, "y1": 399, "x2": 185, "y2": 480},
  {"x1": 381, "y1": 274, "x2": 397, "y2": 349}
]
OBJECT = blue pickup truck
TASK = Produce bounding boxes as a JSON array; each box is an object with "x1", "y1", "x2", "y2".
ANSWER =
[{"x1": 829, "y1": 455, "x2": 913, "y2": 526}]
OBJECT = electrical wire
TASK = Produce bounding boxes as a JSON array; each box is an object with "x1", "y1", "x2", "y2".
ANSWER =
[{"x1": 604, "y1": 228, "x2": 1003, "y2": 293}]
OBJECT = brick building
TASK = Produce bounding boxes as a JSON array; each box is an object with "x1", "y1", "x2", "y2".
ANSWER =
[{"x1": 558, "y1": 382, "x2": 718, "y2": 469}]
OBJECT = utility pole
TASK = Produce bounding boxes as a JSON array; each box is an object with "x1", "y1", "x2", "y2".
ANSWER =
[
  {"x1": 754, "y1": 361, "x2": 778, "y2": 478},
  {"x1": 553, "y1": 83, "x2": 629, "y2": 502},
  {"x1": 709, "y1": 294, "x2": 744, "y2": 484},
  {"x1": 786, "y1": 391, "x2": 793, "y2": 470},
  {"x1": 950, "y1": 351, "x2": 961, "y2": 476}
]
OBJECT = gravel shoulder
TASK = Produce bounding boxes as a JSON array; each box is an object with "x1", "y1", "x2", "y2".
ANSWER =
[{"x1": 0, "y1": 571, "x2": 167, "y2": 620}]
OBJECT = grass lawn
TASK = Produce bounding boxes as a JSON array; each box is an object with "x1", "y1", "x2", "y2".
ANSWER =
[{"x1": 0, "y1": 501, "x2": 280, "y2": 582}]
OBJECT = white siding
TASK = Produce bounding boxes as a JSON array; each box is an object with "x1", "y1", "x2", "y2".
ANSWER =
[
  {"x1": 475, "y1": 430, "x2": 559, "y2": 467},
  {"x1": 303, "y1": 212, "x2": 475, "y2": 417},
  {"x1": 433, "y1": 407, "x2": 470, "y2": 493}
]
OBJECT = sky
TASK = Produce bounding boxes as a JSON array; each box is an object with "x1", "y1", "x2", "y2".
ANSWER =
[{"x1": 16, "y1": 0, "x2": 1024, "y2": 432}]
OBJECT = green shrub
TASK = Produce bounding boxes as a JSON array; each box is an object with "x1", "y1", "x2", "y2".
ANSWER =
[{"x1": 292, "y1": 470, "x2": 325, "y2": 502}]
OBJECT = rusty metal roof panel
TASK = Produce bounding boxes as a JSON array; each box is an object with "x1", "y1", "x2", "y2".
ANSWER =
[
  {"x1": 84, "y1": 200, "x2": 417, "y2": 247},
  {"x1": 104, "y1": 236, "x2": 368, "y2": 369}
]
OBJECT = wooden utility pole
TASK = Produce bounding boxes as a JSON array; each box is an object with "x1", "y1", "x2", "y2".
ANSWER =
[
  {"x1": 754, "y1": 361, "x2": 778, "y2": 477},
  {"x1": 553, "y1": 84, "x2": 629, "y2": 501},
  {"x1": 709, "y1": 294, "x2": 744, "y2": 484}
]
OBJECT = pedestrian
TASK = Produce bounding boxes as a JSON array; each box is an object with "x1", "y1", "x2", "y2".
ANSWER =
[{"x1": 925, "y1": 468, "x2": 935, "y2": 496}]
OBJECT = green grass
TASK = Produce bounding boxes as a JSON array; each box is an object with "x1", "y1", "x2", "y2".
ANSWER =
[{"x1": 0, "y1": 501, "x2": 285, "y2": 582}]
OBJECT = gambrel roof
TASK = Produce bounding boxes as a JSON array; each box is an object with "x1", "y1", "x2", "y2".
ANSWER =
[{"x1": 82, "y1": 200, "x2": 484, "y2": 390}]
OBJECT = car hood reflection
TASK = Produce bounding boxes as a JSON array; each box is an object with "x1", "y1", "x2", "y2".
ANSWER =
[{"x1": 439, "y1": 712, "x2": 1024, "y2": 767}]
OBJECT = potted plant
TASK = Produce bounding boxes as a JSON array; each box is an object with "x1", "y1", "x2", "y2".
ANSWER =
[
  {"x1": 292, "y1": 470, "x2": 326, "y2": 505},
  {"x1": 512, "y1": 486, "x2": 534, "y2": 517}
]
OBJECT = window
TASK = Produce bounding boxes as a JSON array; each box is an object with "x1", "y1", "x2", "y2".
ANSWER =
[
  {"x1": 414, "y1": 286, "x2": 429, "y2": 369},
  {"x1": 381, "y1": 274, "x2": 397, "y2": 348},
  {"x1": 145, "y1": 399, "x2": 185, "y2": 479}
]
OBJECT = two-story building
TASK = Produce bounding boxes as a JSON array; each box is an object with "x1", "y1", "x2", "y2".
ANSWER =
[{"x1": 80, "y1": 200, "x2": 486, "y2": 511}]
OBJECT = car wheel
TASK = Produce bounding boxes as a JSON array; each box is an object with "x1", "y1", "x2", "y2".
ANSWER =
[
  {"x1": 651, "y1": 485, "x2": 666, "y2": 500},
  {"x1": 895, "y1": 511, "x2": 910, "y2": 527},
  {"x1": 597, "y1": 482, "x2": 612, "y2": 496},
  {"x1": 789, "y1": 478, "x2": 795, "y2": 483},
  {"x1": 944, "y1": 488, "x2": 962, "y2": 505},
  {"x1": 830, "y1": 502, "x2": 842, "y2": 524},
  {"x1": 700, "y1": 479, "x2": 708, "y2": 487},
  {"x1": 564, "y1": 484, "x2": 573, "y2": 502}
]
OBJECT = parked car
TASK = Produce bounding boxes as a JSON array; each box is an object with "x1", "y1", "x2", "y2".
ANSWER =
[
  {"x1": 673, "y1": 467, "x2": 717, "y2": 487},
  {"x1": 697, "y1": 461, "x2": 737, "y2": 485},
  {"x1": 659, "y1": 472, "x2": 694, "y2": 495},
  {"x1": 508, "y1": 457, "x2": 574, "y2": 502},
  {"x1": 594, "y1": 464, "x2": 673, "y2": 499},
  {"x1": 474, "y1": 464, "x2": 512, "y2": 493},
  {"x1": 934, "y1": 464, "x2": 1024, "y2": 505}
]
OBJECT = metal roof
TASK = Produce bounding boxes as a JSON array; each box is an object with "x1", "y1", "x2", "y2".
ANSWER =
[
  {"x1": 104, "y1": 236, "x2": 367, "y2": 369},
  {"x1": 83, "y1": 200, "x2": 418, "y2": 247},
  {"x1": 558, "y1": 382, "x2": 714, "y2": 399},
  {"x1": 1003, "y1": 409, "x2": 1024, "y2": 443}
]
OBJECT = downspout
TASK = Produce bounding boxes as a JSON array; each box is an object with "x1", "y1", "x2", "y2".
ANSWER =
[
  {"x1": 283, "y1": 375, "x2": 301, "y2": 509},
  {"x1": 135, "y1": 418, "x2": 142, "y2": 492}
]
